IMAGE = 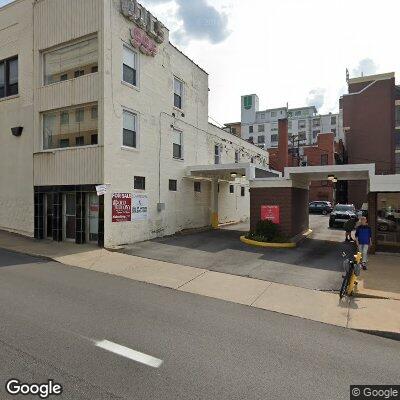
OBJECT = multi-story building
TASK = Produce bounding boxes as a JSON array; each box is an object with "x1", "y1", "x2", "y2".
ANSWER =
[
  {"x1": 223, "y1": 121, "x2": 241, "y2": 137},
  {"x1": 238, "y1": 94, "x2": 344, "y2": 149},
  {"x1": 340, "y1": 72, "x2": 400, "y2": 208},
  {"x1": 0, "y1": 0, "x2": 269, "y2": 248}
]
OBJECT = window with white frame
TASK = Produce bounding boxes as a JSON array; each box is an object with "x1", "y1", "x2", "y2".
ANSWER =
[
  {"x1": 258, "y1": 135, "x2": 265, "y2": 143},
  {"x1": 174, "y1": 77, "x2": 183, "y2": 109},
  {"x1": 173, "y1": 129, "x2": 183, "y2": 159},
  {"x1": 298, "y1": 120, "x2": 306, "y2": 129},
  {"x1": 271, "y1": 123, "x2": 278, "y2": 131},
  {"x1": 258, "y1": 124, "x2": 265, "y2": 132},
  {"x1": 122, "y1": 110, "x2": 137, "y2": 148},
  {"x1": 43, "y1": 37, "x2": 98, "y2": 85},
  {"x1": 123, "y1": 45, "x2": 137, "y2": 86},
  {"x1": 235, "y1": 150, "x2": 240, "y2": 163},
  {"x1": 331, "y1": 116, "x2": 337, "y2": 125},
  {"x1": 214, "y1": 145, "x2": 221, "y2": 164},
  {"x1": 0, "y1": 56, "x2": 18, "y2": 98}
]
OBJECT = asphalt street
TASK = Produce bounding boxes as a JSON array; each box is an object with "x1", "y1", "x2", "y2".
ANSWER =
[
  {"x1": 0, "y1": 248, "x2": 399, "y2": 400},
  {"x1": 122, "y1": 215, "x2": 354, "y2": 291}
]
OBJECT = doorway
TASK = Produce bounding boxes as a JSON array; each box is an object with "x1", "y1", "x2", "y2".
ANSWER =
[
  {"x1": 63, "y1": 193, "x2": 76, "y2": 241},
  {"x1": 86, "y1": 193, "x2": 99, "y2": 243},
  {"x1": 44, "y1": 193, "x2": 53, "y2": 239}
]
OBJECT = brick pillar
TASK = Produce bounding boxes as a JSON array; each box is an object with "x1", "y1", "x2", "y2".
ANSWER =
[{"x1": 277, "y1": 119, "x2": 289, "y2": 172}]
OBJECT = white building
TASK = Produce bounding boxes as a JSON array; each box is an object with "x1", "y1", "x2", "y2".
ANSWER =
[
  {"x1": 0, "y1": 0, "x2": 272, "y2": 247},
  {"x1": 240, "y1": 94, "x2": 344, "y2": 149}
]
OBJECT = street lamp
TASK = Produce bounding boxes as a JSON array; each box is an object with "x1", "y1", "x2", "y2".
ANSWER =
[{"x1": 230, "y1": 172, "x2": 237, "y2": 178}]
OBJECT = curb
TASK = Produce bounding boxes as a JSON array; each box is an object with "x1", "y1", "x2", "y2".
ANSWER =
[{"x1": 240, "y1": 236, "x2": 296, "y2": 248}]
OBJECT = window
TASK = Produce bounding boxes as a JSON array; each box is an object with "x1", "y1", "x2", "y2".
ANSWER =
[
  {"x1": 75, "y1": 108, "x2": 84, "y2": 122},
  {"x1": 298, "y1": 132, "x2": 306, "y2": 141},
  {"x1": 43, "y1": 37, "x2": 98, "y2": 85},
  {"x1": 258, "y1": 112, "x2": 265, "y2": 120},
  {"x1": 331, "y1": 116, "x2": 337, "y2": 125},
  {"x1": 313, "y1": 118, "x2": 321, "y2": 127},
  {"x1": 271, "y1": 111, "x2": 277, "y2": 117},
  {"x1": 258, "y1": 135, "x2": 265, "y2": 143},
  {"x1": 271, "y1": 123, "x2": 278, "y2": 131},
  {"x1": 241, "y1": 187, "x2": 245, "y2": 196},
  {"x1": 42, "y1": 103, "x2": 98, "y2": 150},
  {"x1": 251, "y1": 157, "x2": 254, "y2": 163},
  {"x1": 214, "y1": 145, "x2": 221, "y2": 164},
  {"x1": 321, "y1": 154, "x2": 328, "y2": 165},
  {"x1": 0, "y1": 56, "x2": 18, "y2": 98},
  {"x1": 134, "y1": 176, "x2": 145, "y2": 190},
  {"x1": 248, "y1": 136, "x2": 253, "y2": 143},
  {"x1": 396, "y1": 106, "x2": 400, "y2": 126},
  {"x1": 91, "y1": 106, "x2": 98, "y2": 120},
  {"x1": 194, "y1": 181, "x2": 201, "y2": 192},
  {"x1": 331, "y1": 128, "x2": 336, "y2": 135},
  {"x1": 258, "y1": 124, "x2": 265, "y2": 132},
  {"x1": 60, "y1": 111, "x2": 69, "y2": 125},
  {"x1": 313, "y1": 130, "x2": 320, "y2": 139},
  {"x1": 249, "y1": 125, "x2": 253, "y2": 134},
  {"x1": 230, "y1": 185, "x2": 234, "y2": 194},
  {"x1": 271, "y1": 134, "x2": 278, "y2": 142},
  {"x1": 295, "y1": 111, "x2": 301, "y2": 116},
  {"x1": 169, "y1": 179, "x2": 177, "y2": 191},
  {"x1": 123, "y1": 46, "x2": 137, "y2": 86},
  {"x1": 91, "y1": 134, "x2": 98, "y2": 145},
  {"x1": 298, "y1": 120, "x2": 306, "y2": 130},
  {"x1": 174, "y1": 77, "x2": 183, "y2": 109},
  {"x1": 123, "y1": 110, "x2": 137, "y2": 148},
  {"x1": 235, "y1": 150, "x2": 240, "y2": 163},
  {"x1": 173, "y1": 129, "x2": 183, "y2": 159},
  {"x1": 231, "y1": 127, "x2": 236, "y2": 135},
  {"x1": 91, "y1": 66, "x2": 98, "y2": 73}
]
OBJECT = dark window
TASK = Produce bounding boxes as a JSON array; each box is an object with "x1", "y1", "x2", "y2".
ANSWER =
[
  {"x1": 271, "y1": 134, "x2": 278, "y2": 142},
  {"x1": 173, "y1": 130, "x2": 183, "y2": 159},
  {"x1": 75, "y1": 108, "x2": 84, "y2": 122},
  {"x1": 91, "y1": 106, "x2": 98, "y2": 119},
  {"x1": 321, "y1": 154, "x2": 328, "y2": 165},
  {"x1": 59, "y1": 139, "x2": 70, "y2": 148},
  {"x1": 331, "y1": 116, "x2": 336, "y2": 125},
  {"x1": 231, "y1": 127, "x2": 237, "y2": 134},
  {"x1": 123, "y1": 110, "x2": 137, "y2": 148},
  {"x1": 174, "y1": 78, "x2": 183, "y2": 109},
  {"x1": 91, "y1": 66, "x2": 98, "y2": 73},
  {"x1": 60, "y1": 74, "x2": 68, "y2": 81},
  {"x1": 258, "y1": 135, "x2": 265, "y2": 143},
  {"x1": 194, "y1": 181, "x2": 201, "y2": 192},
  {"x1": 0, "y1": 56, "x2": 18, "y2": 99},
  {"x1": 241, "y1": 187, "x2": 245, "y2": 196},
  {"x1": 134, "y1": 176, "x2": 145, "y2": 190},
  {"x1": 248, "y1": 136, "x2": 253, "y2": 143},
  {"x1": 123, "y1": 46, "x2": 137, "y2": 86},
  {"x1": 251, "y1": 157, "x2": 254, "y2": 163},
  {"x1": 214, "y1": 145, "x2": 221, "y2": 164},
  {"x1": 235, "y1": 151, "x2": 240, "y2": 163},
  {"x1": 230, "y1": 185, "x2": 234, "y2": 194},
  {"x1": 169, "y1": 179, "x2": 177, "y2": 191},
  {"x1": 60, "y1": 111, "x2": 69, "y2": 125},
  {"x1": 123, "y1": 64, "x2": 136, "y2": 86},
  {"x1": 74, "y1": 70, "x2": 84, "y2": 78},
  {"x1": 91, "y1": 134, "x2": 98, "y2": 145},
  {"x1": 249, "y1": 126, "x2": 253, "y2": 133},
  {"x1": 75, "y1": 136, "x2": 84, "y2": 146}
]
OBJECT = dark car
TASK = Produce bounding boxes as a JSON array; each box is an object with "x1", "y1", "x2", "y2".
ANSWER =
[
  {"x1": 309, "y1": 201, "x2": 333, "y2": 215},
  {"x1": 329, "y1": 204, "x2": 357, "y2": 228}
]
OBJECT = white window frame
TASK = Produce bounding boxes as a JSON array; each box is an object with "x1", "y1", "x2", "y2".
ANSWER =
[
  {"x1": 121, "y1": 108, "x2": 139, "y2": 150},
  {"x1": 122, "y1": 43, "x2": 139, "y2": 88},
  {"x1": 172, "y1": 128, "x2": 184, "y2": 160},
  {"x1": 214, "y1": 144, "x2": 222, "y2": 165},
  {"x1": 173, "y1": 76, "x2": 184, "y2": 110}
]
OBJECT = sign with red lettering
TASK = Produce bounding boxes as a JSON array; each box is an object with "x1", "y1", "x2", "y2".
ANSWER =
[
  {"x1": 261, "y1": 205, "x2": 280, "y2": 224},
  {"x1": 112, "y1": 193, "x2": 132, "y2": 223}
]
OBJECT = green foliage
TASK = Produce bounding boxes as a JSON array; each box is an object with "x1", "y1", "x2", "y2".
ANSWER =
[{"x1": 246, "y1": 220, "x2": 289, "y2": 243}]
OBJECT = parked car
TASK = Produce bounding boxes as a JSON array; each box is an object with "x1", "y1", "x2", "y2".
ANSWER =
[
  {"x1": 377, "y1": 217, "x2": 397, "y2": 232},
  {"x1": 309, "y1": 201, "x2": 333, "y2": 215},
  {"x1": 329, "y1": 204, "x2": 357, "y2": 227}
]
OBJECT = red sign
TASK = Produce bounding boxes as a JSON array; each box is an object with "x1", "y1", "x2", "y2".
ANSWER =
[
  {"x1": 130, "y1": 27, "x2": 158, "y2": 57},
  {"x1": 112, "y1": 193, "x2": 132, "y2": 223},
  {"x1": 261, "y1": 205, "x2": 280, "y2": 224}
]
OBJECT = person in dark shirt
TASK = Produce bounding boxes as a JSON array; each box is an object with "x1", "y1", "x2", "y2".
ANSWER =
[
  {"x1": 344, "y1": 217, "x2": 357, "y2": 242},
  {"x1": 355, "y1": 217, "x2": 372, "y2": 270}
]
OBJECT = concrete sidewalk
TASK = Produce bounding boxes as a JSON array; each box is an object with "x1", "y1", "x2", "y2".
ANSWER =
[{"x1": 0, "y1": 230, "x2": 398, "y2": 336}]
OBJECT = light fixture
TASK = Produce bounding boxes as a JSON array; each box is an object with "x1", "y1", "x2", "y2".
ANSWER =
[
  {"x1": 328, "y1": 175, "x2": 335, "y2": 181},
  {"x1": 230, "y1": 172, "x2": 237, "y2": 178},
  {"x1": 332, "y1": 177, "x2": 338, "y2": 183}
]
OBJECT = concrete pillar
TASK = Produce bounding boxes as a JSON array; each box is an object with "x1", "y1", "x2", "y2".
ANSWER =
[{"x1": 211, "y1": 179, "x2": 219, "y2": 229}]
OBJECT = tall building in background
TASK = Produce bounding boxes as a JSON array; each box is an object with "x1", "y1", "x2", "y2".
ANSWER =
[
  {"x1": 236, "y1": 94, "x2": 343, "y2": 149},
  {"x1": 340, "y1": 72, "x2": 400, "y2": 207}
]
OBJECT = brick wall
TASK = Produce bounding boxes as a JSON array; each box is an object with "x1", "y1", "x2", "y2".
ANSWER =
[{"x1": 250, "y1": 186, "x2": 309, "y2": 238}]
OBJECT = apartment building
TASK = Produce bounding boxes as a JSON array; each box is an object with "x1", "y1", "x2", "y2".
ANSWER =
[
  {"x1": 238, "y1": 94, "x2": 343, "y2": 149},
  {"x1": 0, "y1": 0, "x2": 269, "y2": 247}
]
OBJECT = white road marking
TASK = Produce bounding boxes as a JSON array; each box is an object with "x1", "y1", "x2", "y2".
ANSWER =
[{"x1": 94, "y1": 340, "x2": 163, "y2": 368}]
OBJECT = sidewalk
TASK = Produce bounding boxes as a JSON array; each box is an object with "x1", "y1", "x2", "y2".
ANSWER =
[{"x1": 0, "y1": 230, "x2": 399, "y2": 336}]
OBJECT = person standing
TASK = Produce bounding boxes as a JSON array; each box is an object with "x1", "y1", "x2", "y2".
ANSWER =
[
  {"x1": 344, "y1": 216, "x2": 357, "y2": 242},
  {"x1": 355, "y1": 216, "x2": 372, "y2": 270}
]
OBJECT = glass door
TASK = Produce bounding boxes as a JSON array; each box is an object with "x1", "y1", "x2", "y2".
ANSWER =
[
  {"x1": 45, "y1": 194, "x2": 53, "y2": 239},
  {"x1": 86, "y1": 193, "x2": 99, "y2": 243},
  {"x1": 63, "y1": 193, "x2": 76, "y2": 241}
]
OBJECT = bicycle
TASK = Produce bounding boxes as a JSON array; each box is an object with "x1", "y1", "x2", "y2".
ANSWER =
[{"x1": 339, "y1": 251, "x2": 362, "y2": 299}]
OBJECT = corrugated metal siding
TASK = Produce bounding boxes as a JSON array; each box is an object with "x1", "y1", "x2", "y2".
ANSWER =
[
  {"x1": 38, "y1": 73, "x2": 99, "y2": 112},
  {"x1": 33, "y1": 146, "x2": 104, "y2": 186},
  {"x1": 34, "y1": 0, "x2": 101, "y2": 51}
]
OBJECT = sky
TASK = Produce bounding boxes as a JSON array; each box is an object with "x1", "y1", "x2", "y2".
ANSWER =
[{"x1": 2, "y1": 0, "x2": 399, "y2": 125}]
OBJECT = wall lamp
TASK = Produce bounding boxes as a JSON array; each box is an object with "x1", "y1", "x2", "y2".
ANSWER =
[
  {"x1": 11, "y1": 126, "x2": 23, "y2": 137},
  {"x1": 327, "y1": 175, "x2": 335, "y2": 181},
  {"x1": 230, "y1": 172, "x2": 237, "y2": 178}
]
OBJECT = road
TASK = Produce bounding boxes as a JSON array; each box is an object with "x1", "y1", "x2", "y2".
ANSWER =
[
  {"x1": 122, "y1": 215, "x2": 354, "y2": 291},
  {"x1": 0, "y1": 248, "x2": 399, "y2": 400}
]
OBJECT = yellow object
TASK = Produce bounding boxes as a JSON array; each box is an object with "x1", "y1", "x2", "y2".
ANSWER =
[
  {"x1": 354, "y1": 252, "x2": 362, "y2": 264},
  {"x1": 240, "y1": 236, "x2": 296, "y2": 248},
  {"x1": 211, "y1": 212, "x2": 219, "y2": 229},
  {"x1": 347, "y1": 272, "x2": 357, "y2": 296}
]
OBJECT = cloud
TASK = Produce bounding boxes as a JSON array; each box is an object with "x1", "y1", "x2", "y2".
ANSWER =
[
  {"x1": 306, "y1": 88, "x2": 325, "y2": 111},
  {"x1": 142, "y1": 0, "x2": 231, "y2": 45},
  {"x1": 352, "y1": 58, "x2": 378, "y2": 78}
]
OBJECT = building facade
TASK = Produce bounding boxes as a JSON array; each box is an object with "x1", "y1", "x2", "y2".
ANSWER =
[
  {"x1": 341, "y1": 72, "x2": 400, "y2": 208},
  {"x1": 238, "y1": 94, "x2": 344, "y2": 149},
  {"x1": 0, "y1": 0, "x2": 268, "y2": 248}
]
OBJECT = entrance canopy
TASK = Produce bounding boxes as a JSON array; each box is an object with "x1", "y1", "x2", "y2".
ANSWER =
[{"x1": 186, "y1": 162, "x2": 281, "y2": 181}]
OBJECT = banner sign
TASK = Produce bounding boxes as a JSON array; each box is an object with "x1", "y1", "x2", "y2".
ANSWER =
[
  {"x1": 112, "y1": 193, "x2": 132, "y2": 223},
  {"x1": 261, "y1": 205, "x2": 280, "y2": 224},
  {"x1": 96, "y1": 184, "x2": 108, "y2": 196},
  {"x1": 132, "y1": 194, "x2": 148, "y2": 221}
]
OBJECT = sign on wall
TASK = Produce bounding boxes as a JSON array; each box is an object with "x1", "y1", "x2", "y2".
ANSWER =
[
  {"x1": 132, "y1": 194, "x2": 148, "y2": 221},
  {"x1": 112, "y1": 193, "x2": 132, "y2": 223},
  {"x1": 261, "y1": 205, "x2": 280, "y2": 224}
]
